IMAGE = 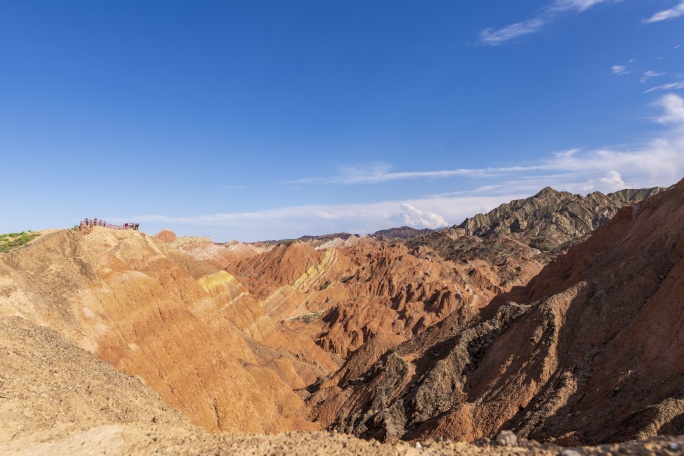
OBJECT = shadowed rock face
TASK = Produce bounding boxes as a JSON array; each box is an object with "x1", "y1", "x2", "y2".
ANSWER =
[{"x1": 310, "y1": 179, "x2": 684, "y2": 445}]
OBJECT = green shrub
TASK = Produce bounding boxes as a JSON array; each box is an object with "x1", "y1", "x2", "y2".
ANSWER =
[{"x1": 0, "y1": 231, "x2": 40, "y2": 253}]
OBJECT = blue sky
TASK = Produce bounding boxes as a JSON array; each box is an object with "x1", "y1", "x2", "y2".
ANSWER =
[{"x1": 1, "y1": 0, "x2": 683, "y2": 241}]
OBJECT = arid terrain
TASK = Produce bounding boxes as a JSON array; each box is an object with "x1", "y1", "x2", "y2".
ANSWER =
[{"x1": 1, "y1": 183, "x2": 683, "y2": 454}]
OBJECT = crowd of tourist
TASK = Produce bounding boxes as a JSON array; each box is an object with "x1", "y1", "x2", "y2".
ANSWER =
[{"x1": 79, "y1": 218, "x2": 140, "y2": 234}]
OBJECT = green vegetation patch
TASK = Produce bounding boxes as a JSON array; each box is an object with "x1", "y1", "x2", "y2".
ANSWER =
[
  {"x1": 0, "y1": 231, "x2": 40, "y2": 253},
  {"x1": 285, "y1": 310, "x2": 326, "y2": 324}
]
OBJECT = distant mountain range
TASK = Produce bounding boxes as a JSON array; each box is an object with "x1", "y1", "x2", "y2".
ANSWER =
[{"x1": 370, "y1": 226, "x2": 435, "y2": 239}]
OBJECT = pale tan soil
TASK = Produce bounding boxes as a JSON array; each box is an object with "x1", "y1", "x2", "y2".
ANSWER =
[
  {"x1": 0, "y1": 316, "x2": 191, "y2": 442},
  {"x1": 3, "y1": 426, "x2": 684, "y2": 455}
]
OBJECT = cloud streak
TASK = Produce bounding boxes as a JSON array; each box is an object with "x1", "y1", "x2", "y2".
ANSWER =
[
  {"x1": 644, "y1": 1, "x2": 684, "y2": 23},
  {"x1": 283, "y1": 163, "x2": 544, "y2": 185},
  {"x1": 222, "y1": 185, "x2": 248, "y2": 190},
  {"x1": 645, "y1": 81, "x2": 684, "y2": 93},
  {"x1": 641, "y1": 71, "x2": 666, "y2": 83},
  {"x1": 479, "y1": 0, "x2": 614, "y2": 46}
]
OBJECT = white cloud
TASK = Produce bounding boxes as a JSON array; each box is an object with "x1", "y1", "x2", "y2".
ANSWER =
[
  {"x1": 612, "y1": 65, "x2": 629, "y2": 75},
  {"x1": 644, "y1": 1, "x2": 684, "y2": 23},
  {"x1": 657, "y1": 93, "x2": 684, "y2": 124},
  {"x1": 550, "y1": 0, "x2": 614, "y2": 13},
  {"x1": 645, "y1": 81, "x2": 684, "y2": 93},
  {"x1": 641, "y1": 70, "x2": 666, "y2": 83},
  {"x1": 393, "y1": 204, "x2": 448, "y2": 229},
  {"x1": 479, "y1": 0, "x2": 615, "y2": 46},
  {"x1": 600, "y1": 170, "x2": 626, "y2": 189},
  {"x1": 130, "y1": 195, "x2": 518, "y2": 241}
]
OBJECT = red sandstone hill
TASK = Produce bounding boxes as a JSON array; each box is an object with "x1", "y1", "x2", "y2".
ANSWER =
[
  {"x1": 174, "y1": 235, "x2": 543, "y2": 361},
  {"x1": 309, "y1": 178, "x2": 684, "y2": 445},
  {"x1": 154, "y1": 229, "x2": 177, "y2": 243}
]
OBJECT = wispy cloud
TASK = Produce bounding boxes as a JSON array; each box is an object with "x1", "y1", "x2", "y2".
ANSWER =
[
  {"x1": 644, "y1": 1, "x2": 684, "y2": 23},
  {"x1": 641, "y1": 70, "x2": 666, "y2": 83},
  {"x1": 479, "y1": 0, "x2": 615, "y2": 46},
  {"x1": 612, "y1": 65, "x2": 629, "y2": 75},
  {"x1": 222, "y1": 185, "x2": 248, "y2": 190},
  {"x1": 645, "y1": 81, "x2": 684, "y2": 93},
  {"x1": 283, "y1": 162, "x2": 543, "y2": 185}
]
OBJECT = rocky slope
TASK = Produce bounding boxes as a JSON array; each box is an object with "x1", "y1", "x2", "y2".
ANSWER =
[
  {"x1": 309, "y1": 179, "x2": 684, "y2": 445},
  {"x1": 408, "y1": 186, "x2": 663, "y2": 262},
  {"x1": 0, "y1": 228, "x2": 337, "y2": 434}
]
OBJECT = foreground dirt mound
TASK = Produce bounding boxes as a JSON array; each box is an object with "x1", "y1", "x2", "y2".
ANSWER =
[
  {"x1": 0, "y1": 316, "x2": 191, "y2": 441},
  {"x1": 3, "y1": 424, "x2": 683, "y2": 455},
  {"x1": 312, "y1": 179, "x2": 684, "y2": 445},
  {"x1": 0, "y1": 228, "x2": 336, "y2": 433}
]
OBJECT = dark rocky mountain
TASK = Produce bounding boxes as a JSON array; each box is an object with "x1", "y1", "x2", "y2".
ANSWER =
[
  {"x1": 407, "y1": 187, "x2": 664, "y2": 266},
  {"x1": 371, "y1": 226, "x2": 435, "y2": 240}
]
